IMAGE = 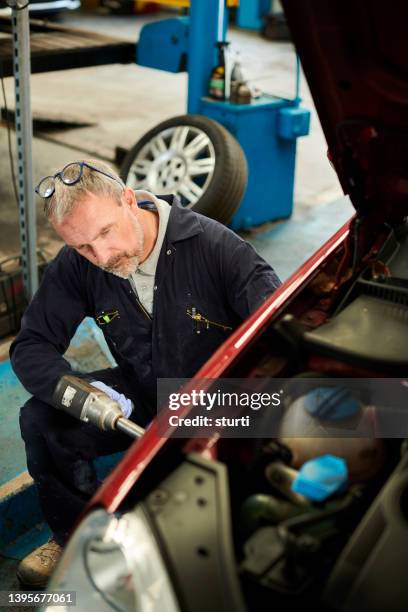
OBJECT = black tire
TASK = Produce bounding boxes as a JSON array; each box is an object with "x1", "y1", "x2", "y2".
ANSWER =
[{"x1": 120, "y1": 114, "x2": 248, "y2": 225}]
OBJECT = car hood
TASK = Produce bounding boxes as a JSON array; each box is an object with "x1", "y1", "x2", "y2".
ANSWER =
[{"x1": 282, "y1": 0, "x2": 408, "y2": 223}]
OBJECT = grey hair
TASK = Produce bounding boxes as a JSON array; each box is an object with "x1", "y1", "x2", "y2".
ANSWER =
[{"x1": 43, "y1": 159, "x2": 125, "y2": 223}]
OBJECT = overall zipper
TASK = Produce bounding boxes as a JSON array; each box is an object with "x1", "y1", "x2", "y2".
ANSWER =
[
  {"x1": 128, "y1": 278, "x2": 152, "y2": 321},
  {"x1": 135, "y1": 294, "x2": 152, "y2": 320}
]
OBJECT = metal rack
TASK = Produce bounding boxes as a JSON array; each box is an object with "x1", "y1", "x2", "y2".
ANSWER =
[{"x1": 0, "y1": 16, "x2": 135, "y2": 76}]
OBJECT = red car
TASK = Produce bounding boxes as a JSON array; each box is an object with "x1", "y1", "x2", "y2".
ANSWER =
[{"x1": 44, "y1": 1, "x2": 408, "y2": 611}]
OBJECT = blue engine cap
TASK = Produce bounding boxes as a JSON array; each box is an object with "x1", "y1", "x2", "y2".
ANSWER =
[
  {"x1": 303, "y1": 387, "x2": 361, "y2": 420},
  {"x1": 292, "y1": 455, "x2": 348, "y2": 502}
]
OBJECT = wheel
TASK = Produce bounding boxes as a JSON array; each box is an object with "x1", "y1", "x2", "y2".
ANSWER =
[{"x1": 120, "y1": 114, "x2": 248, "y2": 225}]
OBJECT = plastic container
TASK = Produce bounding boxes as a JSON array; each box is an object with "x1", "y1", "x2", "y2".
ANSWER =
[{"x1": 278, "y1": 389, "x2": 385, "y2": 482}]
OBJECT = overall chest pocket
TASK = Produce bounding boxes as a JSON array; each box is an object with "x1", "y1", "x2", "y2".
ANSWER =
[
  {"x1": 94, "y1": 308, "x2": 138, "y2": 359},
  {"x1": 179, "y1": 293, "x2": 233, "y2": 341},
  {"x1": 186, "y1": 305, "x2": 232, "y2": 335},
  {"x1": 156, "y1": 292, "x2": 232, "y2": 377},
  {"x1": 171, "y1": 294, "x2": 233, "y2": 376},
  {"x1": 95, "y1": 309, "x2": 121, "y2": 330}
]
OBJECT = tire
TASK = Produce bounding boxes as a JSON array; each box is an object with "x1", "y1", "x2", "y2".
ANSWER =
[{"x1": 120, "y1": 114, "x2": 248, "y2": 225}]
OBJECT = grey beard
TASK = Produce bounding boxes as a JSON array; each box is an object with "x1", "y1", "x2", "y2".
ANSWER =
[
  {"x1": 100, "y1": 256, "x2": 141, "y2": 279},
  {"x1": 102, "y1": 267, "x2": 132, "y2": 279}
]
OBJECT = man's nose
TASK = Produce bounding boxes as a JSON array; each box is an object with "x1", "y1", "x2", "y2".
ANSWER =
[{"x1": 91, "y1": 242, "x2": 110, "y2": 266}]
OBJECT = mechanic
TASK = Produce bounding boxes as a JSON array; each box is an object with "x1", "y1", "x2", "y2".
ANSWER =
[{"x1": 10, "y1": 159, "x2": 281, "y2": 587}]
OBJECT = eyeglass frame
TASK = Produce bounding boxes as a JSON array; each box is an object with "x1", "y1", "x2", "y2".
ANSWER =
[{"x1": 35, "y1": 161, "x2": 125, "y2": 199}]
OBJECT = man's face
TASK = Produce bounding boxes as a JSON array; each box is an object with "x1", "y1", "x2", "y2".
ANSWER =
[{"x1": 52, "y1": 189, "x2": 145, "y2": 279}]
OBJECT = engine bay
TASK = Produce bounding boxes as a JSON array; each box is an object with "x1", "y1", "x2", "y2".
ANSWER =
[{"x1": 221, "y1": 218, "x2": 408, "y2": 609}]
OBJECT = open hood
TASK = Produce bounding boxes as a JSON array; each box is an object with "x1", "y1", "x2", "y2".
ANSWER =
[{"x1": 282, "y1": 0, "x2": 408, "y2": 222}]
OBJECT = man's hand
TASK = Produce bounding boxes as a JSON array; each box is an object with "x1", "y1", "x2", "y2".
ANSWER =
[{"x1": 90, "y1": 381, "x2": 134, "y2": 419}]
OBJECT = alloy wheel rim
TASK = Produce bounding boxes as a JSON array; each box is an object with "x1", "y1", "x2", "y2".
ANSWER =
[{"x1": 125, "y1": 125, "x2": 216, "y2": 207}]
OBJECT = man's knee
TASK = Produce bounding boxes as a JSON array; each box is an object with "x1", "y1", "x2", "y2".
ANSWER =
[
  {"x1": 19, "y1": 397, "x2": 55, "y2": 441},
  {"x1": 19, "y1": 396, "x2": 87, "y2": 451},
  {"x1": 19, "y1": 397, "x2": 59, "y2": 481}
]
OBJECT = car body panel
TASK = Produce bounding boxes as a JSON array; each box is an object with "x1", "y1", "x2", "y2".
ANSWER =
[{"x1": 282, "y1": 0, "x2": 408, "y2": 221}]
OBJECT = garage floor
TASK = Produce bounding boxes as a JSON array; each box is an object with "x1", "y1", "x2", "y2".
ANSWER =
[{"x1": 0, "y1": 5, "x2": 353, "y2": 597}]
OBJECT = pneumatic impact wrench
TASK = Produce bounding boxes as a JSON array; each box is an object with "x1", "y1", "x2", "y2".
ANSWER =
[{"x1": 52, "y1": 375, "x2": 145, "y2": 439}]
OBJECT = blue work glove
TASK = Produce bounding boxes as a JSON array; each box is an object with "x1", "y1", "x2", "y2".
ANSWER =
[{"x1": 90, "y1": 381, "x2": 134, "y2": 419}]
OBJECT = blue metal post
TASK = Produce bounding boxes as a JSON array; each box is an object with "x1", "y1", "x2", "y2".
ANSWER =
[
  {"x1": 236, "y1": 0, "x2": 272, "y2": 31},
  {"x1": 187, "y1": 0, "x2": 227, "y2": 114}
]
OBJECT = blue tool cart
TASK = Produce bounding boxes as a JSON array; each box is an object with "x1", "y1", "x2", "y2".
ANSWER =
[{"x1": 131, "y1": 0, "x2": 310, "y2": 230}]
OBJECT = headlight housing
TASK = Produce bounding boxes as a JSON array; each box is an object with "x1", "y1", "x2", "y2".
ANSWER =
[{"x1": 43, "y1": 507, "x2": 180, "y2": 612}]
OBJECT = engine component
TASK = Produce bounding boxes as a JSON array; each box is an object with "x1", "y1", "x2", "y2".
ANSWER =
[
  {"x1": 241, "y1": 487, "x2": 363, "y2": 596},
  {"x1": 292, "y1": 455, "x2": 348, "y2": 502},
  {"x1": 265, "y1": 462, "x2": 309, "y2": 506},
  {"x1": 279, "y1": 388, "x2": 385, "y2": 481},
  {"x1": 240, "y1": 494, "x2": 307, "y2": 536}
]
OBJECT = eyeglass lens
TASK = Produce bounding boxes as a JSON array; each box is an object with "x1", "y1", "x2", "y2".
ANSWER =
[
  {"x1": 60, "y1": 163, "x2": 82, "y2": 185},
  {"x1": 38, "y1": 176, "x2": 56, "y2": 198}
]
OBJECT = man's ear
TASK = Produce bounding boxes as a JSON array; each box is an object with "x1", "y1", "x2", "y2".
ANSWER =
[{"x1": 123, "y1": 187, "x2": 137, "y2": 210}]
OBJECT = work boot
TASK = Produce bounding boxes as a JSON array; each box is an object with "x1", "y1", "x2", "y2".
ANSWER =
[{"x1": 17, "y1": 537, "x2": 63, "y2": 588}]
